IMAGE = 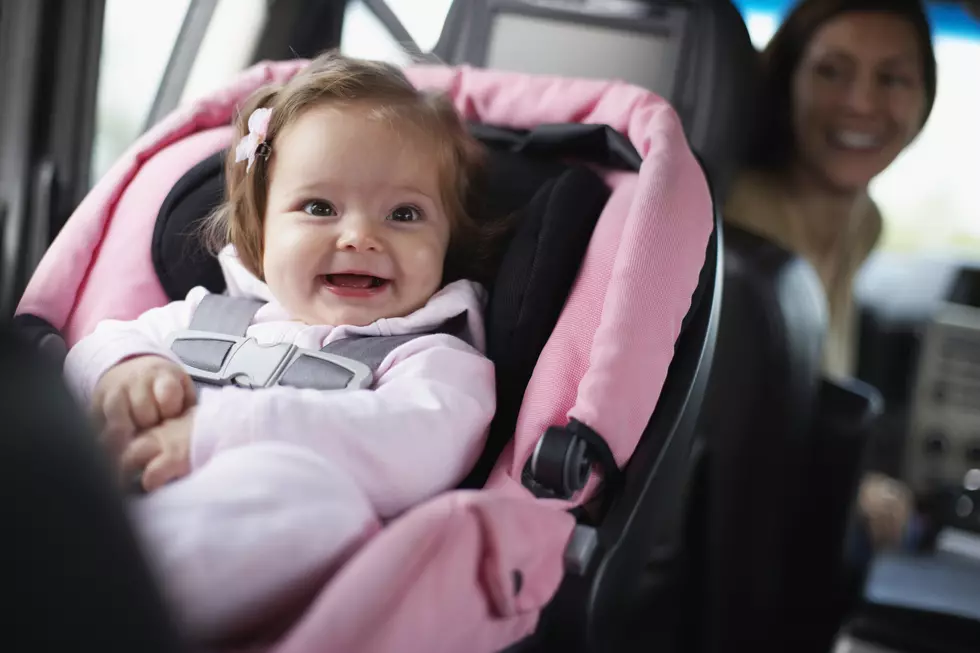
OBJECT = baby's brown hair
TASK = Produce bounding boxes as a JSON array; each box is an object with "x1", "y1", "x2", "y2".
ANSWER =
[{"x1": 204, "y1": 50, "x2": 491, "y2": 285}]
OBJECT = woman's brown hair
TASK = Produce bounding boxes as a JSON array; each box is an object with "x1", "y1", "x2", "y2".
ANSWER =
[
  {"x1": 744, "y1": 0, "x2": 937, "y2": 171},
  {"x1": 203, "y1": 50, "x2": 492, "y2": 285}
]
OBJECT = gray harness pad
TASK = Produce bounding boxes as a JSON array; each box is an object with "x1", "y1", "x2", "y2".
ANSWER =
[{"x1": 168, "y1": 294, "x2": 468, "y2": 392}]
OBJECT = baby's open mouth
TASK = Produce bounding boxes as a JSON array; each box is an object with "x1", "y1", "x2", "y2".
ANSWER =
[{"x1": 322, "y1": 274, "x2": 389, "y2": 289}]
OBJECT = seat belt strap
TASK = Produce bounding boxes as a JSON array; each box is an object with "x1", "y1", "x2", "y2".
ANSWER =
[
  {"x1": 317, "y1": 311, "x2": 471, "y2": 370},
  {"x1": 170, "y1": 295, "x2": 264, "y2": 374},
  {"x1": 189, "y1": 294, "x2": 264, "y2": 335},
  {"x1": 277, "y1": 311, "x2": 471, "y2": 389},
  {"x1": 169, "y1": 295, "x2": 472, "y2": 391}
]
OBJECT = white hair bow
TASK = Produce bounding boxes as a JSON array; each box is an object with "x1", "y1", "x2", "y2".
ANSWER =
[{"x1": 235, "y1": 107, "x2": 273, "y2": 172}]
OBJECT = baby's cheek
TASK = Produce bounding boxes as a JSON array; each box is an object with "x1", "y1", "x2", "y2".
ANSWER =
[
  {"x1": 261, "y1": 246, "x2": 286, "y2": 288},
  {"x1": 268, "y1": 229, "x2": 315, "y2": 274},
  {"x1": 409, "y1": 242, "x2": 447, "y2": 288},
  {"x1": 262, "y1": 245, "x2": 304, "y2": 307}
]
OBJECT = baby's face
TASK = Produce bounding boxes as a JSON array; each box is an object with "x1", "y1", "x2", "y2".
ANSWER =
[{"x1": 262, "y1": 104, "x2": 451, "y2": 327}]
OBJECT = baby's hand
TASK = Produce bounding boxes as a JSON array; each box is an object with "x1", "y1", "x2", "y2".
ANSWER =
[
  {"x1": 121, "y1": 408, "x2": 195, "y2": 492},
  {"x1": 92, "y1": 355, "x2": 196, "y2": 457}
]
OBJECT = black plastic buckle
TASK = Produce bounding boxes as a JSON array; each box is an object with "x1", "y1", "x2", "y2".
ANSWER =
[
  {"x1": 527, "y1": 425, "x2": 591, "y2": 499},
  {"x1": 524, "y1": 419, "x2": 622, "y2": 506}
]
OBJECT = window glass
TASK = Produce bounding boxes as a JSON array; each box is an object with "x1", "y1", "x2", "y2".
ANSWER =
[
  {"x1": 92, "y1": 0, "x2": 191, "y2": 181},
  {"x1": 871, "y1": 34, "x2": 980, "y2": 254},
  {"x1": 92, "y1": 0, "x2": 266, "y2": 185},
  {"x1": 734, "y1": 0, "x2": 980, "y2": 257},
  {"x1": 340, "y1": 0, "x2": 412, "y2": 65},
  {"x1": 180, "y1": 0, "x2": 268, "y2": 106},
  {"x1": 340, "y1": 0, "x2": 455, "y2": 62},
  {"x1": 385, "y1": 0, "x2": 455, "y2": 52}
]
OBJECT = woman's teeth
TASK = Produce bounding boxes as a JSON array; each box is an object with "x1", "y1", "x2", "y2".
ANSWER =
[{"x1": 832, "y1": 131, "x2": 882, "y2": 150}]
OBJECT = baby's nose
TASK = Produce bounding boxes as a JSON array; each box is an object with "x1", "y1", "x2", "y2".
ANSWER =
[{"x1": 336, "y1": 216, "x2": 382, "y2": 252}]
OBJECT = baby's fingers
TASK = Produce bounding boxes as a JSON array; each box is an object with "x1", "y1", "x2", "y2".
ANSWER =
[
  {"x1": 128, "y1": 377, "x2": 162, "y2": 430},
  {"x1": 153, "y1": 372, "x2": 189, "y2": 420},
  {"x1": 120, "y1": 435, "x2": 162, "y2": 482},
  {"x1": 141, "y1": 452, "x2": 190, "y2": 492},
  {"x1": 100, "y1": 389, "x2": 135, "y2": 452},
  {"x1": 180, "y1": 370, "x2": 197, "y2": 407}
]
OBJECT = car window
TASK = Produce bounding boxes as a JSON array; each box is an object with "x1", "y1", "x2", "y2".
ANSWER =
[
  {"x1": 180, "y1": 0, "x2": 268, "y2": 106},
  {"x1": 339, "y1": 0, "x2": 454, "y2": 63},
  {"x1": 92, "y1": 0, "x2": 192, "y2": 181},
  {"x1": 92, "y1": 0, "x2": 451, "y2": 187},
  {"x1": 735, "y1": 0, "x2": 980, "y2": 258},
  {"x1": 92, "y1": 0, "x2": 266, "y2": 184}
]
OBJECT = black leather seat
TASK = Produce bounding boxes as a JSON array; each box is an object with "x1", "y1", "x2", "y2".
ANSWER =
[
  {"x1": 508, "y1": 160, "x2": 721, "y2": 653},
  {"x1": 431, "y1": 0, "x2": 758, "y2": 198},
  {"x1": 696, "y1": 226, "x2": 827, "y2": 653},
  {"x1": 695, "y1": 225, "x2": 886, "y2": 653}
]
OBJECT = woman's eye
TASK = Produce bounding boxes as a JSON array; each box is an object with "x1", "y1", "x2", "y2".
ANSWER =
[
  {"x1": 879, "y1": 72, "x2": 911, "y2": 88},
  {"x1": 302, "y1": 200, "x2": 336, "y2": 217},
  {"x1": 388, "y1": 205, "x2": 422, "y2": 223},
  {"x1": 814, "y1": 62, "x2": 842, "y2": 81}
]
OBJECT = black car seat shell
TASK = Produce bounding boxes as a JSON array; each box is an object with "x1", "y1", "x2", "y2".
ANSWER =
[{"x1": 432, "y1": 0, "x2": 759, "y2": 197}]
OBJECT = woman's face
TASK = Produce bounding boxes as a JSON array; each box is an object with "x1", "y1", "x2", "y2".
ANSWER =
[{"x1": 791, "y1": 11, "x2": 928, "y2": 193}]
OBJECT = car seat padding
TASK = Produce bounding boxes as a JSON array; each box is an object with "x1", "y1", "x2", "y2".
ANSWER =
[
  {"x1": 152, "y1": 150, "x2": 229, "y2": 300},
  {"x1": 150, "y1": 123, "x2": 650, "y2": 489}
]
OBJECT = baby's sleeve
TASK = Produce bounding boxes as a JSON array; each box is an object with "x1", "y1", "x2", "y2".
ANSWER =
[
  {"x1": 63, "y1": 287, "x2": 208, "y2": 406},
  {"x1": 190, "y1": 334, "x2": 497, "y2": 519}
]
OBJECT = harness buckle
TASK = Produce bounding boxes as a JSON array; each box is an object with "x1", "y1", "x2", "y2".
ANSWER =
[{"x1": 167, "y1": 330, "x2": 374, "y2": 391}]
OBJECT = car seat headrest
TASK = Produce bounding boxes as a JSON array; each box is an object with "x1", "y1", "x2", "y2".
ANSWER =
[
  {"x1": 152, "y1": 151, "x2": 228, "y2": 300},
  {"x1": 151, "y1": 123, "x2": 643, "y2": 302}
]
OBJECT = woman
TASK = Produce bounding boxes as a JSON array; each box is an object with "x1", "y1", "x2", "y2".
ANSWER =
[{"x1": 725, "y1": 0, "x2": 937, "y2": 550}]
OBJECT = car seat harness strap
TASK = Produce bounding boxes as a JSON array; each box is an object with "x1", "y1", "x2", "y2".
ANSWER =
[{"x1": 167, "y1": 294, "x2": 468, "y2": 392}]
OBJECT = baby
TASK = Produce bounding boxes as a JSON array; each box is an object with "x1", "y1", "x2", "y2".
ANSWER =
[{"x1": 64, "y1": 52, "x2": 496, "y2": 643}]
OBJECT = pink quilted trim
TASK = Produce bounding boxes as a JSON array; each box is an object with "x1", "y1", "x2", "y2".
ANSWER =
[
  {"x1": 272, "y1": 490, "x2": 574, "y2": 653},
  {"x1": 16, "y1": 60, "x2": 308, "y2": 343},
  {"x1": 65, "y1": 127, "x2": 232, "y2": 343},
  {"x1": 402, "y1": 66, "x2": 712, "y2": 498}
]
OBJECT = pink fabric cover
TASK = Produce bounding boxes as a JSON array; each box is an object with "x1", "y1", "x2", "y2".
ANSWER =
[
  {"x1": 17, "y1": 60, "x2": 308, "y2": 343},
  {"x1": 16, "y1": 60, "x2": 712, "y2": 652}
]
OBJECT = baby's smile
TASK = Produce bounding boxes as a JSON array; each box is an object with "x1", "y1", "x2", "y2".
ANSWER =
[{"x1": 319, "y1": 272, "x2": 391, "y2": 298}]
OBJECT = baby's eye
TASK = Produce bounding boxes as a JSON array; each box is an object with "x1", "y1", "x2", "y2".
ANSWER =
[
  {"x1": 303, "y1": 200, "x2": 336, "y2": 217},
  {"x1": 388, "y1": 205, "x2": 423, "y2": 223}
]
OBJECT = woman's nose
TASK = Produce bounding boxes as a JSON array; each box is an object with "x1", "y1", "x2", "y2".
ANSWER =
[
  {"x1": 844, "y1": 73, "x2": 880, "y2": 115},
  {"x1": 336, "y1": 214, "x2": 382, "y2": 252}
]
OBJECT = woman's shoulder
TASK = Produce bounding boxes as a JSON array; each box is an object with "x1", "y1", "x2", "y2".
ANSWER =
[{"x1": 855, "y1": 196, "x2": 884, "y2": 259}]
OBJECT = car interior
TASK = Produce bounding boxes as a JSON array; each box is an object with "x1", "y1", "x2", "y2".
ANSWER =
[{"x1": 1, "y1": 1, "x2": 979, "y2": 652}]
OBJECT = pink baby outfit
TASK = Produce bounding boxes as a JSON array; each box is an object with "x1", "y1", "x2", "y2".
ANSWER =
[{"x1": 63, "y1": 246, "x2": 496, "y2": 641}]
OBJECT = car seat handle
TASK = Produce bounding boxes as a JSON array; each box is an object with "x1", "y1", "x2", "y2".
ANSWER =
[
  {"x1": 525, "y1": 419, "x2": 623, "y2": 511},
  {"x1": 529, "y1": 426, "x2": 590, "y2": 498}
]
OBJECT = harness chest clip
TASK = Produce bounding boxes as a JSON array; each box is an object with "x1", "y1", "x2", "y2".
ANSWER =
[{"x1": 167, "y1": 330, "x2": 373, "y2": 391}]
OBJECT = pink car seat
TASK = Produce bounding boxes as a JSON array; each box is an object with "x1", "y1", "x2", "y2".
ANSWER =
[{"x1": 14, "y1": 60, "x2": 717, "y2": 653}]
